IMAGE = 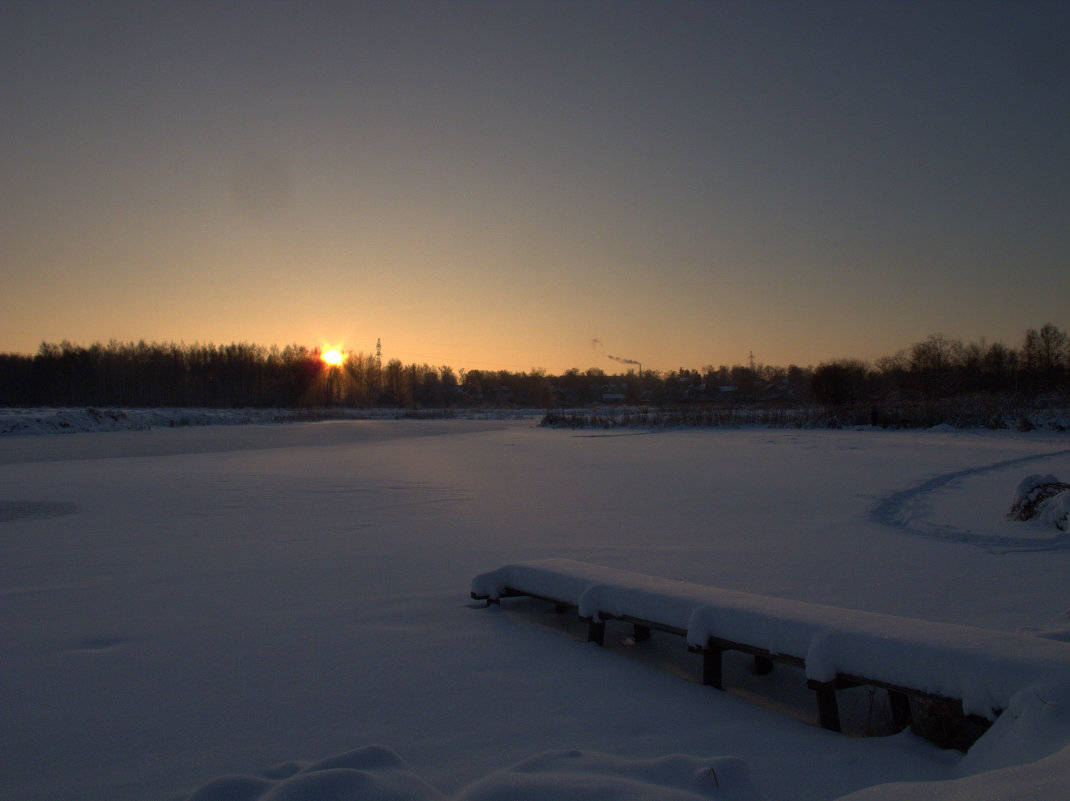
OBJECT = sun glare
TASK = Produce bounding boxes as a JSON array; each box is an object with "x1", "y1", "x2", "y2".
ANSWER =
[{"x1": 321, "y1": 348, "x2": 344, "y2": 366}]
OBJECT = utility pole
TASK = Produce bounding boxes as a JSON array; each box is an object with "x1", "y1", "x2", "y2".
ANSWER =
[{"x1": 376, "y1": 338, "x2": 382, "y2": 396}]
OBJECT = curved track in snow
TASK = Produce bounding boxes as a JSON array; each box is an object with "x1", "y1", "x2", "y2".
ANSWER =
[{"x1": 872, "y1": 448, "x2": 1070, "y2": 553}]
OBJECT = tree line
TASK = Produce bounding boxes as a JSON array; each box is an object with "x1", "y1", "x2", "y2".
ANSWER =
[{"x1": 0, "y1": 325, "x2": 1066, "y2": 412}]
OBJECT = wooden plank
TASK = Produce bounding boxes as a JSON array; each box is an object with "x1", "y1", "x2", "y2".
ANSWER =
[{"x1": 617, "y1": 613, "x2": 687, "y2": 638}]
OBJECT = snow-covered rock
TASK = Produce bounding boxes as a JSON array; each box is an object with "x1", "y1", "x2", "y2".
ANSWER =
[{"x1": 185, "y1": 746, "x2": 443, "y2": 801}]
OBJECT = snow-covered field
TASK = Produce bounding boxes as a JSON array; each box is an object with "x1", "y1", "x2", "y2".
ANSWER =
[{"x1": 2, "y1": 417, "x2": 1070, "y2": 800}]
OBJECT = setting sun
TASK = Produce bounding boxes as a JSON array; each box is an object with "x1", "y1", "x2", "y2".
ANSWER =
[{"x1": 321, "y1": 348, "x2": 344, "y2": 366}]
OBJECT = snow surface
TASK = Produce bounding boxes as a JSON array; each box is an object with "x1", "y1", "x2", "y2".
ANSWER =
[{"x1": 3, "y1": 417, "x2": 1070, "y2": 800}]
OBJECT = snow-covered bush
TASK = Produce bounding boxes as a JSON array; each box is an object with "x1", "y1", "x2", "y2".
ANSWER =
[
  {"x1": 1009, "y1": 474, "x2": 1070, "y2": 525},
  {"x1": 1038, "y1": 490, "x2": 1070, "y2": 532}
]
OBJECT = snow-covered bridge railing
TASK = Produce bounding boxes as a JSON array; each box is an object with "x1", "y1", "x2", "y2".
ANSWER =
[{"x1": 471, "y1": 559, "x2": 1070, "y2": 748}]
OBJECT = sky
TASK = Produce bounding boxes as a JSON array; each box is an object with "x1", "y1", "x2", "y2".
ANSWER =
[{"x1": 2, "y1": 1, "x2": 1068, "y2": 374}]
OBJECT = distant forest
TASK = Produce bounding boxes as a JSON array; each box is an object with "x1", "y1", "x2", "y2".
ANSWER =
[{"x1": 1, "y1": 325, "x2": 1067, "y2": 425}]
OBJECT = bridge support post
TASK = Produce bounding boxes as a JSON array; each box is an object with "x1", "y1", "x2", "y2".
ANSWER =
[
  {"x1": 889, "y1": 690, "x2": 912, "y2": 731},
  {"x1": 702, "y1": 645, "x2": 725, "y2": 690},
  {"x1": 807, "y1": 680, "x2": 842, "y2": 732}
]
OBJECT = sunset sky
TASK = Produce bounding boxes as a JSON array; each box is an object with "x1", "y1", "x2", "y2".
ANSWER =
[{"x1": 2, "y1": 1, "x2": 1067, "y2": 374}]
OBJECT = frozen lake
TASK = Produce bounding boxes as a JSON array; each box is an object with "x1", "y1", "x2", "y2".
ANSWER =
[{"x1": 2, "y1": 420, "x2": 1070, "y2": 800}]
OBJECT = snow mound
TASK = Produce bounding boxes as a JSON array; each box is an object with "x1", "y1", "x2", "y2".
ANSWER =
[
  {"x1": 927, "y1": 423, "x2": 958, "y2": 433},
  {"x1": 186, "y1": 749, "x2": 760, "y2": 801},
  {"x1": 185, "y1": 746, "x2": 443, "y2": 801},
  {"x1": 1039, "y1": 489, "x2": 1070, "y2": 531},
  {"x1": 837, "y1": 684, "x2": 1070, "y2": 800},
  {"x1": 835, "y1": 745, "x2": 1070, "y2": 801},
  {"x1": 455, "y1": 751, "x2": 760, "y2": 801}
]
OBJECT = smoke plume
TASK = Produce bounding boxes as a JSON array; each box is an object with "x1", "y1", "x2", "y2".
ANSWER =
[{"x1": 592, "y1": 338, "x2": 640, "y2": 368}]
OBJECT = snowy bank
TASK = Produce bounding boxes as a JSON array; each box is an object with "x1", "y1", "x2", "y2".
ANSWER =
[{"x1": 0, "y1": 406, "x2": 543, "y2": 435}]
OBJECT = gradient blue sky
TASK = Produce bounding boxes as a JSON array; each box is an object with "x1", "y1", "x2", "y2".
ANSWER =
[{"x1": 2, "y1": 1, "x2": 1067, "y2": 373}]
